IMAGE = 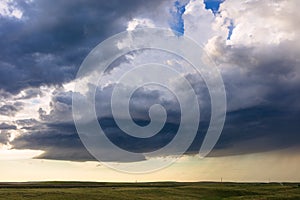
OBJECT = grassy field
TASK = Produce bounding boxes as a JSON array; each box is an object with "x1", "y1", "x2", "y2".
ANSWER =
[{"x1": 0, "y1": 182, "x2": 300, "y2": 200}]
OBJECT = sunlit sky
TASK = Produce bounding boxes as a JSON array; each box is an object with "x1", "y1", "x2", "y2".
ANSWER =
[{"x1": 0, "y1": 0, "x2": 300, "y2": 182}]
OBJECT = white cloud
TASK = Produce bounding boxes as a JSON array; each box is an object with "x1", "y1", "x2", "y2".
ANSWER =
[
  {"x1": 217, "y1": 0, "x2": 300, "y2": 46},
  {"x1": 0, "y1": 0, "x2": 23, "y2": 19},
  {"x1": 183, "y1": 0, "x2": 216, "y2": 45},
  {"x1": 127, "y1": 18, "x2": 155, "y2": 31}
]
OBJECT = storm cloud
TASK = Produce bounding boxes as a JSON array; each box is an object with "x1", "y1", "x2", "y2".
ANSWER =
[
  {"x1": 0, "y1": 0, "x2": 169, "y2": 94},
  {"x1": 2, "y1": 0, "x2": 300, "y2": 162}
]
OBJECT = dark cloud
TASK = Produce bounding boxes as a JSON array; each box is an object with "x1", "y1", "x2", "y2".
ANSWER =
[
  {"x1": 16, "y1": 118, "x2": 39, "y2": 127},
  {"x1": 10, "y1": 53, "x2": 300, "y2": 161},
  {"x1": 16, "y1": 118, "x2": 43, "y2": 131},
  {"x1": 11, "y1": 117, "x2": 202, "y2": 162},
  {"x1": 0, "y1": 0, "x2": 169, "y2": 94},
  {"x1": 5, "y1": 0, "x2": 300, "y2": 162},
  {"x1": 10, "y1": 81, "x2": 300, "y2": 161},
  {"x1": 214, "y1": 39, "x2": 300, "y2": 113},
  {"x1": 12, "y1": 116, "x2": 150, "y2": 162},
  {"x1": 0, "y1": 90, "x2": 13, "y2": 101},
  {"x1": 0, "y1": 130, "x2": 10, "y2": 144},
  {"x1": 0, "y1": 123, "x2": 17, "y2": 130},
  {"x1": 16, "y1": 88, "x2": 42, "y2": 100},
  {"x1": 202, "y1": 34, "x2": 300, "y2": 156},
  {"x1": 39, "y1": 90, "x2": 73, "y2": 123},
  {"x1": 9, "y1": 83, "x2": 204, "y2": 161},
  {"x1": 209, "y1": 106, "x2": 300, "y2": 157},
  {"x1": 10, "y1": 85, "x2": 178, "y2": 161},
  {"x1": 0, "y1": 102, "x2": 23, "y2": 116},
  {"x1": 11, "y1": 121, "x2": 95, "y2": 161}
]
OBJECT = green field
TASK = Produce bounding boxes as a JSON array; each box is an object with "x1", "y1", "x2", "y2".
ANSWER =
[{"x1": 0, "y1": 182, "x2": 300, "y2": 200}]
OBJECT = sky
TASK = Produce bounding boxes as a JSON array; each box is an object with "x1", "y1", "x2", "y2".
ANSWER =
[{"x1": 0, "y1": 0, "x2": 300, "y2": 182}]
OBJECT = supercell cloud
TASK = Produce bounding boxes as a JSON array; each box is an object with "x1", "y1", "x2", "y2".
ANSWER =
[{"x1": 1, "y1": 0, "x2": 300, "y2": 162}]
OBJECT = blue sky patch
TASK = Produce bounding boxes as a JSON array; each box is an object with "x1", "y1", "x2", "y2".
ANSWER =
[
  {"x1": 169, "y1": 0, "x2": 189, "y2": 36},
  {"x1": 204, "y1": 0, "x2": 225, "y2": 14}
]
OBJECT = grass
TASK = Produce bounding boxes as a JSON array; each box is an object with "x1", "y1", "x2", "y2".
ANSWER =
[{"x1": 0, "y1": 182, "x2": 299, "y2": 200}]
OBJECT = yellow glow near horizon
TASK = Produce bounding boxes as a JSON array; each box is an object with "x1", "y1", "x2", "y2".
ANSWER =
[
  {"x1": 0, "y1": 148, "x2": 300, "y2": 182},
  {"x1": 0, "y1": 148, "x2": 44, "y2": 160}
]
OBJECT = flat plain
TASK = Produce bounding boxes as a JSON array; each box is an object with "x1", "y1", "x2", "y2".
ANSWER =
[{"x1": 0, "y1": 182, "x2": 300, "y2": 200}]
